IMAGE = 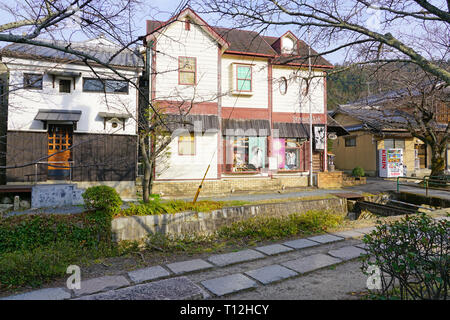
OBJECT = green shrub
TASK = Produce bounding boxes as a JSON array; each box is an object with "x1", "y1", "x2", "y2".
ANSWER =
[
  {"x1": 0, "y1": 211, "x2": 112, "y2": 254},
  {"x1": 82, "y1": 185, "x2": 122, "y2": 214},
  {"x1": 360, "y1": 214, "x2": 449, "y2": 300},
  {"x1": 352, "y1": 166, "x2": 365, "y2": 177}
]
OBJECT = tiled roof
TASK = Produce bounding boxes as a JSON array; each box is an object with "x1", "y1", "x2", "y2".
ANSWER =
[
  {"x1": 146, "y1": 19, "x2": 332, "y2": 67},
  {"x1": 1, "y1": 39, "x2": 143, "y2": 68}
]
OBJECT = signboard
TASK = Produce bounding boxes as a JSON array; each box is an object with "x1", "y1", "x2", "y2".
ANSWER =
[
  {"x1": 379, "y1": 149, "x2": 404, "y2": 178},
  {"x1": 313, "y1": 125, "x2": 326, "y2": 150}
]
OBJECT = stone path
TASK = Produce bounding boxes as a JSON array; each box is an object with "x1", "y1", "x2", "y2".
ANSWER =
[{"x1": 2, "y1": 216, "x2": 447, "y2": 300}]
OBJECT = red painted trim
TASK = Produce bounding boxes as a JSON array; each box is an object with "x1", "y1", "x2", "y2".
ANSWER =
[
  {"x1": 178, "y1": 56, "x2": 197, "y2": 86},
  {"x1": 185, "y1": 19, "x2": 191, "y2": 31},
  {"x1": 225, "y1": 50, "x2": 274, "y2": 58},
  {"x1": 156, "y1": 100, "x2": 218, "y2": 115},
  {"x1": 151, "y1": 43, "x2": 157, "y2": 101},
  {"x1": 217, "y1": 46, "x2": 223, "y2": 179},
  {"x1": 323, "y1": 72, "x2": 328, "y2": 171},
  {"x1": 268, "y1": 63, "x2": 273, "y2": 158},
  {"x1": 272, "y1": 112, "x2": 326, "y2": 124},
  {"x1": 221, "y1": 107, "x2": 269, "y2": 120}
]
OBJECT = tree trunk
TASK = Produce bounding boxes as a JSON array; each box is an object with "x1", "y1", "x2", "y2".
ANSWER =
[
  {"x1": 430, "y1": 143, "x2": 446, "y2": 177},
  {"x1": 139, "y1": 135, "x2": 151, "y2": 203}
]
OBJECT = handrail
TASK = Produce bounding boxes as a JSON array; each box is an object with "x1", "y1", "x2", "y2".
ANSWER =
[
  {"x1": 396, "y1": 176, "x2": 449, "y2": 197},
  {"x1": 34, "y1": 161, "x2": 75, "y2": 184}
]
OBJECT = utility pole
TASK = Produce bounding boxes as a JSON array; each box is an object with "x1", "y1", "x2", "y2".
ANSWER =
[{"x1": 308, "y1": 29, "x2": 313, "y2": 187}]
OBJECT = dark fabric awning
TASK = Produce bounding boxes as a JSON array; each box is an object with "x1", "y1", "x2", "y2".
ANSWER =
[
  {"x1": 222, "y1": 119, "x2": 271, "y2": 136},
  {"x1": 163, "y1": 114, "x2": 219, "y2": 133},
  {"x1": 34, "y1": 109, "x2": 82, "y2": 122},
  {"x1": 273, "y1": 122, "x2": 309, "y2": 138},
  {"x1": 327, "y1": 115, "x2": 349, "y2": 136}
]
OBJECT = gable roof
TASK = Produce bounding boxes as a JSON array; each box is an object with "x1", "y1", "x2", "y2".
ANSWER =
[
  {"x1": 146, "y1": 9, "x2": 333, "y2": 69},
  {"x1": 1, "y1": 37, "x2": 143, "y2": 68}
]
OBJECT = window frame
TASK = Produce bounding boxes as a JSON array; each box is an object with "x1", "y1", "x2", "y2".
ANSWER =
[
  {"x1": 59, "y1": 79, "x2": 72, "y2": 93},
  {"x1": 178, "y1": 133, "x2": 196, "y2": 156},
  {"x1": 82, "y1": 77, "x2": 129, "y2": 94},
  {"x1": 279, "y1": 138, "x2": 306, "y2": 171},
  {"x1": 23, "y1": 73, "x2": 43, "y2": 90},
  {"x1": 384, "y1": 138, "x2": 405, "y2": 149},
  {"x1": 178, "y1": 56, "x2": 197, "y2": 86},
  {"x1": 345, "y1": 136, "x2": 357, "y2": 147},
  {"x1": 235, "y1": 64, "x2": 252, "y2": 92}
]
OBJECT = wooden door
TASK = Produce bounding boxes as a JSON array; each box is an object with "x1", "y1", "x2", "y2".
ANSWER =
[
  {"x1": 48, "y1": 124, "x2": 73, "y2": 177},
  {"x1": 415, "y1": 144, "x2": 427, "y2": 169}
]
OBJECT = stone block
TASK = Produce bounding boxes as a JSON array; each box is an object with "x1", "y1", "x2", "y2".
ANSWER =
[
  {"x1": 307, "y1": 234, "x2": 344, "y2": 244},
  {"x1": 128, "y1": 266, "x2": 171, "y2": 283},
  {"x1": 254, "y1": 244, "x2": 293, "y2": 255},
  {"x1": 2, "y1": 288, "x2": 71, "y2": 300},
  {"x1": 245, "y1": 265, "x2": 298, "y2": 285},
  {"x1": 73, "y1": 275, "x2": 129, "y2": 297},
  {"x1": 328, "y1": 246, "x2": 367, "y2": 261},
  {"x1": 166, "y1": 259, "x2": 213, "y2": 275},
  {"x1": 201, "y1": 274, "x2": 257, "y2": 296},
  {"x1": 207, "y1": 250, "x2": 265, "y2": 267},
  {"x1": 283, "y1": 238, "x2": 320, "y2": 250},
  {"x1": 281, "y1": 253, "x2": 342, "y2": 274}
]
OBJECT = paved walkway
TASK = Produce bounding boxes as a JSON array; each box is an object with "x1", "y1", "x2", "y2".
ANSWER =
[{"x1": 2, "y1": 214, "x2": 448, "y2": 300}]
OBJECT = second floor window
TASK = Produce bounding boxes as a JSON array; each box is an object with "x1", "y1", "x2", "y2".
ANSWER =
[
  {"x1": 59, "y1": 79, "x2": 71, "y2": 93},
  {"x1": 179, "y1": 57, "x2": 196, "y2": 85},
  {"x1": 23, "y1": 73, "x2": 43, "y2": 89},
  {"x1": 178, "y1": 133, "x2": 195, "y2": 155},
  {"x1": 82, "y1": 78, "x2": 129, "y2": 94},
  {"x1": 236, "y1": 65, "x2": 252, "y2": 92}
]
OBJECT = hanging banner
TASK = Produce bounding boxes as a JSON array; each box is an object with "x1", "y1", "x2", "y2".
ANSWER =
[
  {"x1": 272, "y1": 138, "x2": 285, "y2": 169},
  {"x1": 248, "y1": 137, "x2": 266, "y2": 169},
  {"x1": 314, "y1": 125, "x2": 326, "y2": 150}
]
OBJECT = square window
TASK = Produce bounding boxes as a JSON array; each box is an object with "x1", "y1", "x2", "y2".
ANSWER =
[
  {"x1": 59, "y1": 79, "x2": 71, "y2": 93},
  {"x1": 345, "y1": 137, "x2": 356, "y2": 147},
  {"x1": 179, "y1": 57, "x2": 196, "y2": 85}
]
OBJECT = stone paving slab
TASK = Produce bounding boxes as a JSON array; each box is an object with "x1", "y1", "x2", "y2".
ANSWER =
[
  {"x1": 207, "y1": 249, "x2": 265, "y2": 267},
  {"x1": 1, "y1": 287, "x2": 71, "y2": 300},
  {"x1": 307, "y1": 234, "x2": 344, "y2": 244},
  {"x1": 245, "y1": 265, "x2": 298, "y2": 285},
  {"x1": 355, "y1": 243, "x2": 368, "y2": 250},
  {"x1": 328, "y1": 246, "x2": 367, "y2": 261},
  {"x1": 254, "y1": 244, "x2": 293, "y2": 255},
  {"x1": 75, "y1": 277, "x2": 205, "y2": 300},
  {"x1": 128, "y1": 266, "x2": 171, "y2": 284},
  {"x1": 201, "y1": 274, "x2": 257, "y2": 297},
  {"x1": 281, "y1": 253, "x2": 342, "y2": 274},
  {"x1": 352, "y1": 226, "x2": 377, "y2": 234},
  {"x1": 331, "y1": 230, "x2": 364, "y2": 239},
  {"x1": 73, "y1": 275, "x2": 130, "y2": 297},
  {"x1": 283, "y1": 238, "x2": 320, "y2": 250},
  {"x1": 166, "y1": 259, "x2": 213, "y2": 274}
]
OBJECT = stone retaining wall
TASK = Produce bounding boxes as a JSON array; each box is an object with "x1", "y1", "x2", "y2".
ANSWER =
[{"x1": 111, "y1": 197, "x2": 347, "y2": 242}]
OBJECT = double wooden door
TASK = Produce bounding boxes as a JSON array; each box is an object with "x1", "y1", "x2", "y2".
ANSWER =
[{"x1": 48, "y1": 124, "x2": 73, "y2": 178}]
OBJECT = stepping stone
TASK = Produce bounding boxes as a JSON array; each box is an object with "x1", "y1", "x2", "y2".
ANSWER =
[
  {"x1": 281, "y1": 253, "x2": 342, "y2": 274},
  {"x1": 166, "y1": 259, "x2": 213, "y2": 274},
  {"x1": 2, "y1": 287, "x2": 71, "y2": 300},
  {"x1": 283, "y1": 239, "x2": 320, "y2": 250},
  {"x1": 355, "y1": 242, "x2": 369, "y2": 250},
  {"x1": 75, "y1": 277, "x2": 205, "y2": 300},
  {"x1": 128, "y1": 266, "x2": 171, "y2": 283},
  {"x1": 245, "y1": 265, "x2": 298, "y2": 285},
  {"x1": 73, "y1": 275, "x2": 130, "y2": 297},
  {"x1": 201, "y1": 274, "x2": 257, "y2": 297},
  {"x1": 255, "y1": 244, "x2": 293, "y2": 255},
  {"x1": 352, "y1": 226, "x2": 377, "y2": 234},
  {"x1": 307, "y1": 234, "x2": 344, "y2": 244},
  {"x1": 328, "y1": 246, "x2": 367, "y2": 261},
  {"x1": 207, "y1": 249, "x2": 265, "y2": 267},
  {"x1": 331, "y1": 230, "x2": 364, "y2": 239}
]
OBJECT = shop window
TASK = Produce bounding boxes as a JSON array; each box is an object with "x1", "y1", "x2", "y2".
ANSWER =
[
  {"x1": 273, "y1": 138, "x2": 306, "y2": 170},
  {"x1": 178, "y1": 133, "x2": 195, "y2": 155},
  {"x1": 228, "y1": 136, "x2": 266, "y2": 172},
  {"x1": 345, "y1": 137, "x2": 356, "y2": 147}
]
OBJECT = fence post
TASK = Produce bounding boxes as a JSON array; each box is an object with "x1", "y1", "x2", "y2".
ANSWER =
[{"x1": 397, "y1": 177, "x2": 400, "y2": 192}]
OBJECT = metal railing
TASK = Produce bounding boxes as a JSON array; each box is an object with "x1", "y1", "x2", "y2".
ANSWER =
[
  {"x1": 33, "y1": 161, "x2": 75, "y2": 184},
  {"x1": 396, "y1": 176, "x2": 450, "y2": 197}
]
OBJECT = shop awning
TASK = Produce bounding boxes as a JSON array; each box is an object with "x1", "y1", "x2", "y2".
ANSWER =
[
  {"x1": 273, "y1": 122, "x2": 309, "y2": 138},
  {"x1": 34, "y1": 109, "x2": 82, "y2": 122},
  {"x1": 222, "y1": 119, "x2": 271, "y2": 136},
  {"x1": 162, "y1": 114, "x2": 219, "y2": 133}
]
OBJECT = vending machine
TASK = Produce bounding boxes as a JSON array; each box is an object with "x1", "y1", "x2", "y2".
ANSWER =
[{"x1": 379, "y1": 149, "x2": 404, "y2": 178}]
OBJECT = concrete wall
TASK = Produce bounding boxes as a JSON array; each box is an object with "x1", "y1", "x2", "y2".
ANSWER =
[
  {"x1": 152, "y1": 175, "x2": 309, "y2": 198},
  {"x1": 111, "y1": 197, "x2": 347, "y2": 241}
]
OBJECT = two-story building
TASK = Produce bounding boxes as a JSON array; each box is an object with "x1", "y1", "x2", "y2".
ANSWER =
[
  {"x1": 144, "y1": 9, "x2": 335, "y2": 196},
  {"x1": 0, "y1": 37, "x2": 143, "y2": 198}
]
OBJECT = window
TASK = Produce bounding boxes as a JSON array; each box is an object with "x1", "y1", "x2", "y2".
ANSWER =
[
  {"x1": 282, "y1": 37, "x2": 297, "y2": 54},
  {"x1": 82, "y1": 78, "x2": 129, "y2": 93},
  {"x1": 236, "y1": 65, "x2": 252, "y2": 92},
  {"x1": 384, "y1": 139, "x2": 405, "y2": 149},
  {"x1": 227, "y1": 136, "x2": 266, "y2": 172},
  {"x1": 345, "y1": 137, "x2": 356, "y2": 147},
  {"x1": 23, "y1": 73, "x2": 43, "y2": 89},
  {"x1": 59, "y1": 79, "x2": 71, "y2": 93},
  {"x1": 179, "y1": 57, "x2": 196, "y2": 85},
  {"x1": 279, "y1": 77, "x2": 288, "y2": 95},
  {"x1": 273, "y1": 138, "x2": 306, "y2": 170},
  {"x1": 178, "y1": 133, "x2": 195, "y2": 155}
]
